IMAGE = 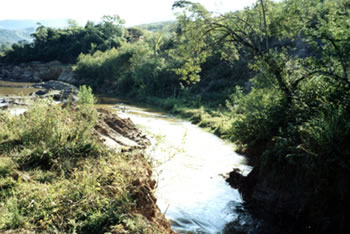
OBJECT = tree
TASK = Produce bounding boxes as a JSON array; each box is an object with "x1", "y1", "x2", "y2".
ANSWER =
[
  {"x1": 126, "y1": 27, "x2": 144, "y2": 43},
  {"x1": 172, "y1": 0, "x2": 300, "y2": 105},
  {"x1": 100, "y1": 15, "x2": 125, "y2": 49},
  {"x1": 67, "y1": 19, "x2": 80, "y2": 30}
]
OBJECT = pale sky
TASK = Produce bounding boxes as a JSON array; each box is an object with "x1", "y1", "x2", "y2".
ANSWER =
[{"x1": 0, "y1": 0, "x2": 258, "y2": 26}]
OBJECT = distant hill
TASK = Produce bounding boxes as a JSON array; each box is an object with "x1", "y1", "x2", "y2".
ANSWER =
[
  {"x1": 136, "y1": 21, "x2": 177, "y2": 33},
  {"x1": 0, "y1": 19, "x2": 69, "y2": 30},
  {"x1": 0, "y1": 19, "x2": 177, "y2": 46},
  {"x1": 0, "y1": 19, "x2": 71, "y2": 46},
  {"x1": 0, "y1": 28, "x2": 34, "y2": 45}
]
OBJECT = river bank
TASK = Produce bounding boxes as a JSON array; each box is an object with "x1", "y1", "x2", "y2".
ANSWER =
[{"x1": 0, "y1": 86, "x2": 174, "y2": 233}]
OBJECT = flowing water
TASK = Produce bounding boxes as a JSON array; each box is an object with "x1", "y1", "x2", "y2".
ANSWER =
[{"x1": 106, "y1": 101, "x2": 255, "y2": 233}]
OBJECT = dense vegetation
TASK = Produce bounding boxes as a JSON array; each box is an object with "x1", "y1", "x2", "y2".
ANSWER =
[
  {"x1": 0, "y1": 87, "x2": 165, "y2": 233},
  {"x1": 1, "y1": 0, "x2": 349, "y2": 233},
  {"x1": 0, "y1": 16, "x2": 125, "y2": 64}
]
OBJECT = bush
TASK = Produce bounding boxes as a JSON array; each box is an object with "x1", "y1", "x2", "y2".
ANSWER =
[
  {"x1": 0, "y1": 95, "x2": 99, "y2": 170},
  {"x1": 226, "y1": 86, "x2": 285, "y2": 147},
  {"x1": 78, "y1": 85, "x2": 96, "y2": 105},
  {"x1": 298, "y1": 105, "x2": 350, "y2": 167}
]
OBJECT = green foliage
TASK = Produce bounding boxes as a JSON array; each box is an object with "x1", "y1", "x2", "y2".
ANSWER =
[
  {"x1": 137, "y1": 21, "x2": 177, "y2": 33},
  {"x1": 0, "y1": 98, "x2": 99, "y2": 170},
  {"x1": 78, "y1": 85, "x2": 96, "y2": 105},
  {"x1": 0, "y1": 99, "x2": 162, "y2": 233},
  {"x1": 0, "y1": 157, "x2": 16, "y2": 178},
  {"x1": 1, "y1": 15, "x2": 126, "y2": 64},
  {"x1": 0, "y1": 0, "x2": 349, "y2": 231},
  {"x1": 75, "y1": 40, "x2": 179, "y2": 98},
  {"x1": 166, "y1": 1, "x2": 350, "y2": 230},
  {"x1": 227, "y1": 86, "x2": 285, "y2": 146},
  {"x1": 299, "y1": 105, "x2": 350, "y2": 160},
  {"x1": 0, "y1": 152, "x2": 158, "y2": 233}
]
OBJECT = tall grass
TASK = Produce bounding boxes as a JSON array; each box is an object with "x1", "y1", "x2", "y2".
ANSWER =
[{"x1": 0, "y1": 89, "x2": 163, "y2": 233}]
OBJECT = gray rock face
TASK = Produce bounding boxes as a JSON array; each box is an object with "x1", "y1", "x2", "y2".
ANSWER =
[
  {"x1": 0, "y1": 61, "x2": 78, "y2": 84},
  {"x1": 33, "y1": 80, "x2": 79, "y2": 102},
  {"x1": 57, "y1": 68, "x2": 75, "y2": 83}
]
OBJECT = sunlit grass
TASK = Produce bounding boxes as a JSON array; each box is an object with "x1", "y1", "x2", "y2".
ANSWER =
[{"x1": 0, "y1": 91, "x2": 164, "y2": 233}]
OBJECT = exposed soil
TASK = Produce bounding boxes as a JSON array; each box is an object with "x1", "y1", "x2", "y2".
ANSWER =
[
  {"x1": 94, "y1": 107, "x2": 174, "y2": 233},
  {"x1": 95, "y1": 107, "x2": 150, "y2": 150}
]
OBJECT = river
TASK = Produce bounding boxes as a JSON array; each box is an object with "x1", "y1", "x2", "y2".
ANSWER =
[
  {"x1": 105, "y1": 100, "x2": 257, "y2": 233},
  {"x1": 1, "y1": 82, "x2": 259, "y2": 233}
]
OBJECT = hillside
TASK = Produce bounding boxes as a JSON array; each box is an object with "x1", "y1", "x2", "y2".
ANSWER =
[
  {"x1": 136, "y1": 20, "x2": 176, "y2": 33},
  {"x1": 0, "y1": 19, "x2": 74, "y2": 46},
  {"x1": 0, "y1": 28, "x2": 34, "y2": 45}
]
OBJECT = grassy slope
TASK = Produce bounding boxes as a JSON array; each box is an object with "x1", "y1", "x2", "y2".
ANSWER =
[{"x1": 0, "y1": 97, "x2": 172, "y2": 233}]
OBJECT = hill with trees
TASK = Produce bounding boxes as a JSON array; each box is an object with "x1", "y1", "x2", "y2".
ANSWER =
[{"x1": 0, "y1": 28, "x2": 33, "y2": 45}]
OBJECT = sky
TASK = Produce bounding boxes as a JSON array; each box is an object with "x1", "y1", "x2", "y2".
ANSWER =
[{"x1": 0, "y1": 0, "x2": 258, "y2": 26}]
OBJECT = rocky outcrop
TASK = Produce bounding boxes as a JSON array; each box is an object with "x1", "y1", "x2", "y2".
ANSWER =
[
  {"x1": 0, "y1": 80, "x2": 79, "y2": 112},
  {"x1": 0, "y1": 61, "x2": 77, "y2": 84},
  {"x1": 33, "y1": 80, "x2": 79, "y2": 101}
]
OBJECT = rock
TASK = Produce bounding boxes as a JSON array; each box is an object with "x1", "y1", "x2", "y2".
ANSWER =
[
  {"x1": 11, "y1": 66, "x2": 24, "y2": 79},
  {"x1": 47, "y1": 60, "x2": 62, "y2": 66},
  {"x1": 0, "y1": 61, "x2": 75, "y2": 83},
  {"x1": 226, "y1": 168, "x2": 246, "y2": 189},
  {"x1": 57, "y1": 68, "x2": 77, "y2": 84},
  {"x1": 33, "y1": 80, "x2": 79, "y2": 102},
  {"x1": 22, "y1": 71, "x2": 33, "y2": 80},
  {"x1": 32, "y1": 73, "x2": 41, "y2": 82},
  {"x1": 34, "y1": 90, "x2": 48, "y2": 96},
  {"x1": 34, "y1": 80, "x2": 78, "y2": 93}
]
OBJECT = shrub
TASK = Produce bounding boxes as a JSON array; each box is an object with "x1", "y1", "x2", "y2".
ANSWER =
[
  {"x1": 227, "y1": 86, "x2": 285, "y2": 147},
  {"x1": 0, "y1": 95, "x2": 163, "y2": 233},
  {"x1": 0, "y1": 96, "x2": 99, "y2": 170}
]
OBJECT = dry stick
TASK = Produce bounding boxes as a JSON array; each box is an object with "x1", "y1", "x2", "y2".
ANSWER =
[{"x1": 163, "y1": 203, "x2": 171, "y2": 217}]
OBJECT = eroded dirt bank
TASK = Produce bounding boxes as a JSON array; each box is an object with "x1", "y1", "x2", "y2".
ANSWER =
[{"x1": 95, "y1": 107, "x2": 174, "y2": 233}]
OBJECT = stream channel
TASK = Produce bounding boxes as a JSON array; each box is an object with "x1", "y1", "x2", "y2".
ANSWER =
[
  {"x1": 0, "y1": 81, "x2": 259, "y2": 233},
  {"x1": 101, "y1": 98, "x2": 259, "y2": 234}
]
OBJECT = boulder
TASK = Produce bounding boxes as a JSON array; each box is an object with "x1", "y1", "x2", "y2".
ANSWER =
[
  {"x1": 34, "y1": 90, "x2": 48, "y2": 96},
  {"x1": 57, "y1": 68, "x2": 77, "y2": 84},
  {"x1": 33, "y1": 80, "x2": 79, "y2": 102}
]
